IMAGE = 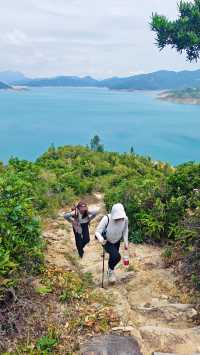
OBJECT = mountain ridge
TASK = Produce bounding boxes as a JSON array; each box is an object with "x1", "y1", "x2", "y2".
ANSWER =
[
  {"x1": 0, "y1": 70, "x2": 30, "y2": 85},
  {"x1": 2, "y1": 69, "x2": 200, "y2": 91}
]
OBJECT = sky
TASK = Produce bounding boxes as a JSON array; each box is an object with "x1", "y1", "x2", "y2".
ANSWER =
[{"x1": 0, "y1": 0, "x2": 199, "y2": 78}]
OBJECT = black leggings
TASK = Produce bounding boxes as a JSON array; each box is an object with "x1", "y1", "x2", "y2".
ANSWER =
[
  {"x1": 104, "y1": 241, "x2": 121, "y2": 270},
  {"x1": 73, "y1": 223, "x2": 90, "y2": 257}
]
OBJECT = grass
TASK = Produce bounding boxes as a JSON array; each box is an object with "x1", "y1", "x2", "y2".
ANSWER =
[
  {"x1": 35, "y1": 285, "x2": 53, "y2": 295},
  {"x1": 3, "y1": 328, "x2": 60, "y2": 355}
]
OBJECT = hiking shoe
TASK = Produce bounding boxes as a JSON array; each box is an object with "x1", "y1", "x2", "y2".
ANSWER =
[
  {"x1": 78, "y1": 250, "x2": 84, "y2": 258},
  {"x1": 107, "y1": 269, "x2": 116, "y2": 283}
]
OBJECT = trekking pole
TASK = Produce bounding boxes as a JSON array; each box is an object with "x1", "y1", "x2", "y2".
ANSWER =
[{"x1": 101, "y1": 246, "x2": 105, "y2": 288}]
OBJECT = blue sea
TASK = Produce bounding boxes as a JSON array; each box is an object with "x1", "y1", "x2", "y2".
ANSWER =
[{"x1": 0, "y1": 87, "x2": 200, "y2": 165}]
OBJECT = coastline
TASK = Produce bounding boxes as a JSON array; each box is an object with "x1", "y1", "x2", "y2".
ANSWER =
[
  {"x1": 158, "y1": 92, "x2": 200, "y2": 105},
  {"x1": 2, "y1": 83, "x2": 200, "y2": 105}
]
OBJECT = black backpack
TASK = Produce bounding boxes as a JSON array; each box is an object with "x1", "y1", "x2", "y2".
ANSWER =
[
  {"x1": 102, "y1": 215, "x2": 109, "y2": 240},
  {"x1": 95, "y1": 214, "x2": 109, "y2": 240}
]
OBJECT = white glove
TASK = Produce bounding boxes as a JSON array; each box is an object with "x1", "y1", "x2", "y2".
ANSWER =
[
  {"x1": 98, "y1": 235, "x2": 107, "y2": 245},
  {"x1": 95, "y1": 233, "x2": 107, "y2": 246}
]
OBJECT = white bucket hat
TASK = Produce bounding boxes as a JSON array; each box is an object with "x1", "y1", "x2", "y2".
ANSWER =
[{"x1": 111, "y1": 203, "x2": 126, "y2": 220}]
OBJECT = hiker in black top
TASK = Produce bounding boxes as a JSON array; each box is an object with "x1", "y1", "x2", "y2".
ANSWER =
[{"x1": 64, "y1": 201, "x2": 98, "y2": 258}]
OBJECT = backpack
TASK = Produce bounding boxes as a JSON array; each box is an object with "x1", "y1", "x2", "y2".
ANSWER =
[
  {"x1": 95, "y1": 214, "x2": 109, "y2": 240},
  {"x1": 102, "y1": 215, "x2": 109, "y2": 240}
]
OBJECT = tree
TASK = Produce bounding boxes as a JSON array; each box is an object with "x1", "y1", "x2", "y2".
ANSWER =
[
  {"x1": 90, "y1": 135, "x2": 104, "y2": 152},
  {"x1": 151, "y1": 0, "x2": 200, "y2": 61}
]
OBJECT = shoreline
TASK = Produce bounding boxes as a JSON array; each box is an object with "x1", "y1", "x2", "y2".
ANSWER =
[
  {"x1": 158, "y1": 92, "x2": 200, "y2": 105},
  {"x1": 2, "y1": 84, "x2": 200, "y2": 105}
]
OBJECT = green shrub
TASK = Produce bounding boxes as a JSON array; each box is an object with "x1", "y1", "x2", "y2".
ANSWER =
[
  {"x1": 0, "y1": 248, "x2": 16, "y2": 276},
  {"x1": 0, "y1": 171, "x2": 43, "y2": 278},
  {"x1": 36, "y1": 334, "x2": 59, "y2": 353},
  {"x1": 1, "y1": 144, "x2": 200, "y2": 295}
]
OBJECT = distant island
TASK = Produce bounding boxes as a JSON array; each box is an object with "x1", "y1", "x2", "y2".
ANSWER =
[
  {"x1": 1, "y1": 69, "x2": 200, "y2": 92},
  {"x1": 159, "y1": 88, "x2": 200, "y2": 105}
]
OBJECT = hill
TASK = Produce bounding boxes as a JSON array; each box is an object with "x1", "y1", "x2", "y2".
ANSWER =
[
  {"x1": 21, "y1": 75, "x2": 99, "y2": 87},
  {"x1": 13, "y1": 69, "x2": 200, "y2": 90},
  {"x1": 0, "y1": 70, "x2": 30, "y2": 85},
  {"x1": 0, "y1": 144, "x2": 200, "y2": 353},
  {"x1": 100, "y1": 69, "x2": 200, "y2": 90},
  {"x1": 0, "y1": 81, "x2": 11, "y2": 89}
]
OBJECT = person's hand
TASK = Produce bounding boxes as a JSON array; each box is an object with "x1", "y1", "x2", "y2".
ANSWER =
[{"x1": 101, "y1": 239, "x2": 107, "y2": 246}]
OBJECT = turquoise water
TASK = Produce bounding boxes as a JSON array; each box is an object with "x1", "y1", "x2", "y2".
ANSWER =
[{"x1": 0, "y1": 87, "x2": 200, "y2": 165}]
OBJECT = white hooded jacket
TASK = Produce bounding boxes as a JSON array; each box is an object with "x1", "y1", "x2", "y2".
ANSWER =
[{"x1": 95, "y1": 203, "x2": 128, "y2": 247}]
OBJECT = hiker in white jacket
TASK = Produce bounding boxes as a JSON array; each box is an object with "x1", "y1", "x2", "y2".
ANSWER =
[{"x1": 95, "y1": 203, "x2": 129, "y2": 283}]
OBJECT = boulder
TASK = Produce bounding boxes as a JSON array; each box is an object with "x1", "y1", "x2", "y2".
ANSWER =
[{"x1": 81, "y1": 334, "x2": 142, "y2": 355}]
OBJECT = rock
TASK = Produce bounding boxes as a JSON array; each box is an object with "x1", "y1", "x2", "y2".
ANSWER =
[
  {"x1": 134, "y1": 303, "x2": 197, "y2": 322},
  {"x1": 176, "y1": 261, "x2": 184, "y2": 272},
  {"x1": 161, "y1": 295, "x2": 168, "y2": 300},
  {"x1": 81, "y1": 335, "x2": 142, "y2": 355},
  {"x1": 118, "y1": 271, "x2": 135, "y2": 283},
  {"x1": 140, "y1": 325, "x2": 200, "y2": 353},
  {"x1": 96, "y1": 271, "x2": 135, "y2": 288},
  {"x1": 185, "y1": 308, "x2": 198, "y2": 319},
  {"x1": 52, "y1": 222, "x2": 59, "y2": 227}
]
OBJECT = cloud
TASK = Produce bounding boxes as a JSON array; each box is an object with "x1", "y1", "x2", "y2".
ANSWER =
[
  {"x1": 0, "y1": 0, "x2": 199, "y2": 77},
  {"x1": 1, "y1": 29, "x2": 28, "y2": 46}
]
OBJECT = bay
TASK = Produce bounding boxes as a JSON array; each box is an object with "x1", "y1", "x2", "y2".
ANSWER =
[{"x1": 0, "y1": 87, "x2": 200, "y2": 165}]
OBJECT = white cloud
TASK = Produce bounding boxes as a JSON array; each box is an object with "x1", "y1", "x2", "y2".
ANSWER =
[
  {"x1": 1, "y1": 29, "x2": 28, "y2": 46},
  {"x1": 0, "y1": 0, "x2": 199, "y2": 77}
]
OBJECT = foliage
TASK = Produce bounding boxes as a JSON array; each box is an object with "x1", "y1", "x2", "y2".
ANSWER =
[
  {"x1": 0, "y1": 170, "x2": 43, "y2": 285},
  {"x1": 90, "y1": 134, "x2": 104, "y2": 152},
  {"x1": 191, "y1": 273, "x2": 200, "y2": 289},
  {"x1": 166, "y1": 88, "x2": 200, "y2": 99},
  {"x1": 1, "y1": 142, "x2": 200, "y2": 295},
  {"x1": 151, "y1": 0, "x2": 200, "y2": 61},
  {"x1": 4, "y1": 328, "x2": 60, "y2": 355},
  {"x1": 36, "y1": 332, "x2": 59, "y2": 353},
  {"x1": 35, "y1": 285, "x2": 53, "y2": 295}
]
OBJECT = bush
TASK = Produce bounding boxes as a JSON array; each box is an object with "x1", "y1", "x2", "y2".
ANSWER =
[
  {"x1": 1, "y1": 144, "x2": 200, "y2": 293},
  {"x1": 0, "y1": 171, "x2": 43, "y2": 279}
]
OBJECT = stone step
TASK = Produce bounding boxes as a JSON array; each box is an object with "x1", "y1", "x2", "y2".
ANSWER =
[
  {"x1": 132, "y1": 303, "x2": 197, "y2": 322},
  {"x1": 80, "y1": 334, "x2": 142, "y2": 355},
  {"x1": 140, "y1": 326, "x2": 200, "y2": 353}
]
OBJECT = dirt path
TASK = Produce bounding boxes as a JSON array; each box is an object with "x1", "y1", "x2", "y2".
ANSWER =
[{"x1": 45, "y1": 193, "x2": 200, "y2": 355}]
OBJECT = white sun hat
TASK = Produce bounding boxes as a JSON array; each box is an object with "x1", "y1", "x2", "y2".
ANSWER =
[{"x1": 111, "y1": 203, "x2": 126, "y2": 220}]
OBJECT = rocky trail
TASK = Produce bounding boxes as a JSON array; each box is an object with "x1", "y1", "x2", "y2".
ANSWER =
[{"x1": 44, "y1": 193, "x2": 200, "y2": 355}]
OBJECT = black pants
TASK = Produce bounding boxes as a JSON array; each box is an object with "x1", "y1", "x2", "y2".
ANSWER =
[
  {"x1": 104, "y1": 241, "x2": 121, "y2": 270},
  {"x1": 73, "y1": 223, "x2": 90, "y2": 257}
]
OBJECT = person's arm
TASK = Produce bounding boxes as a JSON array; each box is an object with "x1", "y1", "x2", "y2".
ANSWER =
[
  {"x1": 95, "y1": 215, "x2": 108, "y2": 245},
  {"x1": 123, "y1": 218, "x2": 129, "y2": 249},
  {"x1": 63, "y1": 211, "x2": 75, "y2": 223},
  {"x1": 88, "y1": 208, "x2": 99, "y2": 222}
]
